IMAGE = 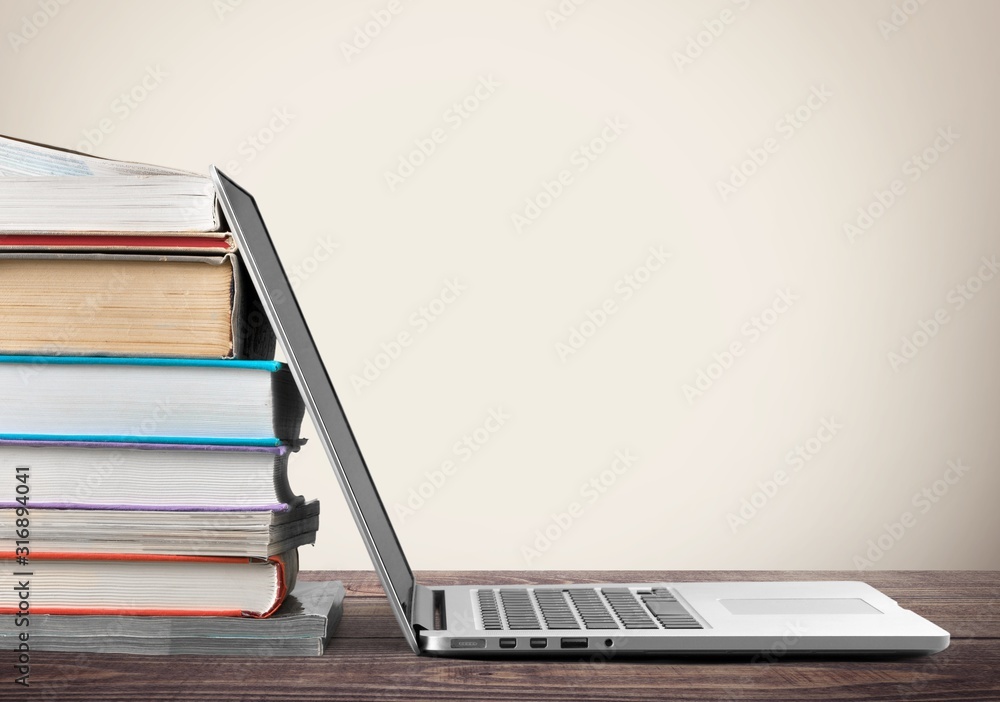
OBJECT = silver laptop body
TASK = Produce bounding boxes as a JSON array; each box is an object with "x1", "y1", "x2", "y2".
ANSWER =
[{"x1": 211, "y1": 167, "x2": 949, "y2": 658}]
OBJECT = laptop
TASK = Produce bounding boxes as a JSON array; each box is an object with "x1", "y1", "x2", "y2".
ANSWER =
[{"x1": 211, "y1": 167, "x2": 949, "y2": 657}]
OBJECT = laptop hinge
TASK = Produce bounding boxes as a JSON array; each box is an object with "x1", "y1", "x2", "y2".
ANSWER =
[{"x1": 411, "y1": 584, "x2": 438, "y2": 632}]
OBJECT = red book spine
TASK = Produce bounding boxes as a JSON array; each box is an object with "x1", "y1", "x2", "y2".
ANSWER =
[{"x1": 0, "y1": 234, "x2": 232, "y2": 251}]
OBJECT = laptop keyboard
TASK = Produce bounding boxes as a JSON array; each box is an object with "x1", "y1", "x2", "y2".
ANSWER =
[
  {"x1": 498, "y1": 590, "x2": 540, "y2": 629},
  {"x1": 477, "y1": 587, "x2": 701, "y2": 630}
]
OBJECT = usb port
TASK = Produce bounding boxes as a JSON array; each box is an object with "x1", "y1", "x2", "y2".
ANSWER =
[
  {"x1": 499, "y1": 638, "x2": 516, "y2": 649},
  {"x1": 560, "y1": 637, "x2": 588, "y2": 649},
  {"x1": 529, "y1": 638, "x2": 547, "y2": 649}
]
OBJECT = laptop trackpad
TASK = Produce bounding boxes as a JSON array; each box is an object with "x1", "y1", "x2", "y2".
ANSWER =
[{"x1": 721, "y1": 598, "x2": 881, "y2": 615}]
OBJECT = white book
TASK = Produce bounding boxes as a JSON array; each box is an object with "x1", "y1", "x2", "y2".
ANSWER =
[
  {"x1": 0, "y1": 440, "x2": 304, "y2": 512},
  {"x1": 0, "y1": 134, "x2": 219, "y2": 232},
  {"x1": 0, "y1": 356, "x2": 304, "y2": 444}
]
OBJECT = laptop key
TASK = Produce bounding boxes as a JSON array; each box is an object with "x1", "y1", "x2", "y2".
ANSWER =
[
  {"x1": 534, "y1": 590, "x2": 581, "y2": 629},
  {"x1": 499, "y1": 590, "x2": 541, "y2": 629},
  {"x1": 640, "y1": 591, "x2": 702, "y2": 629},
  {"x1": 645, "y1": 600, "x2": 687, "y2": 616},
  {"x1": 602, "y1": 590, "x2": 658, "y2": 628}
]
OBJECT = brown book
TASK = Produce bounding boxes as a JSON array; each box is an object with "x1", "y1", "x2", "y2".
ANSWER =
[{"x1": 0, "y1": 252, "x2": 274, "y2": 359}]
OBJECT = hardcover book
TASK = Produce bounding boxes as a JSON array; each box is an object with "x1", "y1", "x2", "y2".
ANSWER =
[
  {"x1": 0, "y1": 356, "x2": 305, "y2": 445},
  {"x1": 0, "y1": 252, "x2": 274, "y2": 359},
  {"x1": 0, "y1": 233, "x2": 235, "y2": 254},
  {"x1": 0, "y1": 550, "x2": 298, "y2": 618},
  {"x1": 0, "y1": 440, "x2": 302, "y2": 512}
]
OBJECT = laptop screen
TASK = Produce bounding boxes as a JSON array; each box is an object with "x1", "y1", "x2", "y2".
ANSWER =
[{"x1": 212, "y1": 168, "x2": 418, "y2": 649}]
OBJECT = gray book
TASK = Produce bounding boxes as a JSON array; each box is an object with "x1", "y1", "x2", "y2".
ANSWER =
[
  {"x1": 0, "y1": 499, "x2": 321, "y2": 559},
  {"x1": 0, "y1": 580, "x2": 344, "y2": 657}
]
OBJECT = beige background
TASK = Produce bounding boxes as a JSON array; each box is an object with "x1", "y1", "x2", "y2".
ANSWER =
[{"x1": 2, "y1": 0, "x2": 998, "y2": 571}]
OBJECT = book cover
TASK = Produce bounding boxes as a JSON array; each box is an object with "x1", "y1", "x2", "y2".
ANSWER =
[
  {"x1": 0, "y1": 356, "x2": 305, "y2": 445},
  {"x1": 0, "y1": 580, "x2": 345, "y2": 657},
  {"x1": 0, "y1": 439, "x2": 299, "y2": 512},
  {"x1": 0, "y1": 233, "x2": 235, "y2": 254},
  {"x1": 0, "y1": 252, "x2": 275, "y2": 359},
  {"x1": 0, "y1": 550, "x2": 297, "y2": 618}
]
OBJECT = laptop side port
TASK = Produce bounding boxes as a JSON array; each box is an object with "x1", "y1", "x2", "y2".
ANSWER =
[
  {"x1": 529, "y1": 638, "x2": 547, "y2": 648},
  {"x1": 560, "y1": 637, "x2": 588, "y2": 649},
  {"x1": 499, "y1": 638, "x2": 516, "y2": 649}
]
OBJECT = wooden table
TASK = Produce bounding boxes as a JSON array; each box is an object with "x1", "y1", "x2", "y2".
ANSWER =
[{"x1": 7, "y1": 571, "x2": 998, "y2": 701}]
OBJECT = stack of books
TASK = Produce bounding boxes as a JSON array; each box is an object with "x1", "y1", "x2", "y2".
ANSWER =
[{"x1": 0, "y1": 135, "x2": 340, "y2": 656}]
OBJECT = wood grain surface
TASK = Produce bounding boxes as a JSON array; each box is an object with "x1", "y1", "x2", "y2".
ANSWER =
[{"x1": 4, "y1": 570, "x2": 997, "y2": 701}]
